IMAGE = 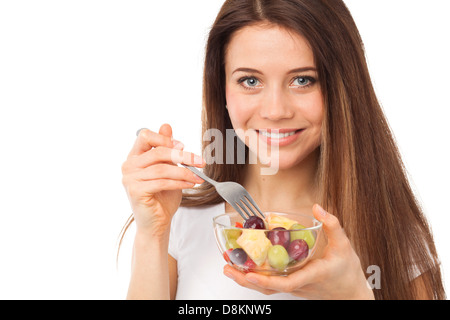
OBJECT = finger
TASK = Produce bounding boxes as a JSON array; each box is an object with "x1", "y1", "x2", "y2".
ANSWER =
[
  {"x1": 135, "y1": 146, "x2": 206, "y2": 168},
  {"x1": 128, "y1": 128, "x2": 174, "y2": 158},
  {"x1": 172, "y1": 139, "x2": 184, "y2": 150},
  {"x1": 313, "y1": 204, "x2": 347, "y2": 247},
  {"x1": 158, "y1": 124, "x2": 185, "y2": 151},
  {"x1": 223, "y1": 265, "x2": 278, "y2": 296},
  {"x1": 133, "y1": 179, "x2": 196, "y2": 195},
  {"x1": 242, "y1": 271, "x2": 304, "y2": 294},
  {"x1": 130, "y1": 164, "x2": 204, "y2": 184},
  {"x1": 241, "y1": 258, "x2": 322, "y2": 294},
  {"x1": 158, "y1": 123, "x2": 173, "y2": 139}
]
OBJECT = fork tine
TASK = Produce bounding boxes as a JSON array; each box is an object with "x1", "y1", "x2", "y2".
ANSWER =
[
  {"x1": 230, "y1": 202, "x2": 249, "y2": 221},
  {"x1": 240, "y1": 197, "x2": 258, "y2": 218},
  {"x1": 236, "y1": 200, "x2": 252, "y2": 219},
  {"x1": 244, "y1": 194, "x2": 265, "y2": 218}
]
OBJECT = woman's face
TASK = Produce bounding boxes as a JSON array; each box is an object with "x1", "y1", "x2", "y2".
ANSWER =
[{"x1": 225, "y1": 23, "x2": 323, "y2": 171}]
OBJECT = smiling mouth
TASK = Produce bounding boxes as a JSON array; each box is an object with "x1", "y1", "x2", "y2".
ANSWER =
[{"x1": 256, "y1": 129, "x2": 303, "y2": 139}]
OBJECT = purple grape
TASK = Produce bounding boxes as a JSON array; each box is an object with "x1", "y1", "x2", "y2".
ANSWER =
[
  {"x1": 229, "y1": 248, "x2": 247, "y2": 265},
  {"x1": 243, "y1": 216, "x2": 265, "y2": 229},
  {"x1": 288, "y1": 239, "x2": 309, "y2": 261},
  {"x1": 267, "y1": 227, "x2": 290, "y2": 249}
]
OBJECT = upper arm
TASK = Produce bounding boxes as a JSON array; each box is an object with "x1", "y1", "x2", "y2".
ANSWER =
[{"x1": 168, "y1": 254, "x2": 178, "y2": 300}]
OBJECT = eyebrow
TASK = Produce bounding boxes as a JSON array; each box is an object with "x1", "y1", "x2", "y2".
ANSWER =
[{"x1": 232, "y1": 67, "x2": 317, "y2": 75}]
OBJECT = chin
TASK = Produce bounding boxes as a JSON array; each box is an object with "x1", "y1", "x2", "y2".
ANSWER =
[
  {"x1": 256, "y1": 148, "x2": 319, "y2": 173},
  {"x1": 253, "y1": 155, "x2": 300, "y2": 172},
  {"x1": 271, "y1": 157, "x2": 301, "y2": 171}
]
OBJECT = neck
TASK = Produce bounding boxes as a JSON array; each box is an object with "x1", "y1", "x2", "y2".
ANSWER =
[{"x1": 242, "y1": 148, "x2": 320, "y2": 214}]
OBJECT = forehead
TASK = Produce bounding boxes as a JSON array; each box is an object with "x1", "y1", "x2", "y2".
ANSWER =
[{"x1": 225, "y1": 23, "x2": 315, "y2": 71}]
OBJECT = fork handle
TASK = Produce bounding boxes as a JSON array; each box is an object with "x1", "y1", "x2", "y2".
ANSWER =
[{"x1": 181, "y1": 164, "x2": 217, "y2": 186}]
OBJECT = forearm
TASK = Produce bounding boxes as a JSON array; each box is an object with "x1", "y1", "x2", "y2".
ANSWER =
[{"x1": 127, "y1": 231, "x2": 170, "y2": 300}]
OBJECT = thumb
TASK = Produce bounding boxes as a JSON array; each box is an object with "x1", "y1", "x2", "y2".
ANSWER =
[
  {"x1": 159, "y1": 123, "x2": 175, "y2": 148},
  {"x1": 159, "y1": 123, "x2": 173, "y2": 138},
  {"x1": 159, "y1": 123, "x2": 172, "y2": 138},
  {"x1": 159, "y1": 123, "x2": 184, "y2": 150},
  {"x1": 313, "y1": 204, "x2": 347, "y2": 246}
]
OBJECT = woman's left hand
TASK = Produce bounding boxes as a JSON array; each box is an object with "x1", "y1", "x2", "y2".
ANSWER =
[{"x1": 223, "y1": 204, "x2": 375, "y2": 300}]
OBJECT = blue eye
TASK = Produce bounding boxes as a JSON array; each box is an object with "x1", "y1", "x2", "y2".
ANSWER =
[
  {"x1": 289, "y1": 76, "x2": 317, "y2": 89},
  {"x1": 293, "y1": 77, "x2": 311, "y2": 86},
  {"x1": 238, "y1": 76, "x2": 261, "y2": 89},
  {"x1": 246, "y1": 78, "x2": 259, "y2": 86}
]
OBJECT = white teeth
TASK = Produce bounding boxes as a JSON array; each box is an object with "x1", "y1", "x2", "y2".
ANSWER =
[{"x1": 259, "y1": 130, "x2": 297, "y2": 138}]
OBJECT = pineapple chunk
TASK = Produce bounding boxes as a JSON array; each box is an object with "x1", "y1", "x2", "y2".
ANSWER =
[
  {"x1": 236, "y1": 229, "x2": 272, "y2": 266},
  {"x1": 266, "y1": 213, "x2": 298, "y2": 230}
]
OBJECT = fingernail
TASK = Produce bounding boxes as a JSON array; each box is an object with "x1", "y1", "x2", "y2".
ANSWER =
[
  {"x1": 193, "y1": 154, "x2": 204, "y2": 165},
  {"x1": 170, "y1": 138, "x2": 184, "y2": 150},
  {"x1": 246, "y1": 276, "x2": 259, "y2": 284},
  {"x1": 173, "y1": 141, "x2": 185, "y2": 150},
  {"x1": 224, "y1": 272, "x2": 234, "y2": 281},
  {"x1": 194, "y1": 175, "x2": 204, "y2": 183},
  {"x1": 316, "y1": 204, "x2": 327, "y2": 218},
  {"x1": 136, "y1": 128, "x2": 148, "y2": 137}
]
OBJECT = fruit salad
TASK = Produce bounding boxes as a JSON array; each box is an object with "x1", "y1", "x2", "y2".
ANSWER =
[{"x1": 222, "y1": 213, "x2": 317, "y2": 274}]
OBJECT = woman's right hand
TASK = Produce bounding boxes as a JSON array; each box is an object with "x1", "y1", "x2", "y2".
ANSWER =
[{"x1": 121, "y1": 123, "x2": 205, "y2": 238}]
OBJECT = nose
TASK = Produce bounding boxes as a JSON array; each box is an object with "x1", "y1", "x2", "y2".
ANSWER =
[{"x1": 258, "y1": 87, "x2": 294, "y2": 121}]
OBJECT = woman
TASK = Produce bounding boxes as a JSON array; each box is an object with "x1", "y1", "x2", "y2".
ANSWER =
[{"x1": 120, "y1": 0, "x2": 445, "y2": 300}]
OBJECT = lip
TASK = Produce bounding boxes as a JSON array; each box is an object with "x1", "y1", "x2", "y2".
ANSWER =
[{"x1": 256, "y1": 128, "x2": 303, "y2": 147}]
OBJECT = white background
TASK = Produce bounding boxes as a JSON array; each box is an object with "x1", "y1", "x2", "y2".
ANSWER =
[{"x1": 0, "y1": 0, "x2": 448, "y2": 299}]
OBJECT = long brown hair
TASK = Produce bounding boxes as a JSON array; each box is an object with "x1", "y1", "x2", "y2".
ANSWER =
[{"x1": 180, "y1": 0, "x2": 445, "y2": 300}]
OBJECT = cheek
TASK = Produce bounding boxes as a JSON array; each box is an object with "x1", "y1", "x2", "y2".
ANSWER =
[
  {"x1": 301, "y1": 91, "x2": 324, "y2": 127},
  {"x1": 225, "y1": 87, "x2": 255, "y2": 129}
]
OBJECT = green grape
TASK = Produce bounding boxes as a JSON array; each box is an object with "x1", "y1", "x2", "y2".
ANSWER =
[
  {"x1": 223, "y1": 228, "x2": 242, "y2": 240},
  {"x1": 225, "y1": 238, "x2": 242, "y2": 250},
  {"x1": 267, "y1": 245, "x2": 289, "y2": 271},
  {"x1": 224, "y1": 228, "x2": 243, "y2": 250},
  {"x1": 290, "y1": 223, "x2": 315, "y2": 249}
]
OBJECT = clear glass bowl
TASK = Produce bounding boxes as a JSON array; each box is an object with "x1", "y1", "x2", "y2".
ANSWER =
[{"x1": 213, "y1": 211, "x2": 323, "y2": 276}]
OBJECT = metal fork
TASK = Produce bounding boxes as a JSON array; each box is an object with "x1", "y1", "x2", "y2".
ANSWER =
[{"x1": 182, "y1": 164, "x2": 265, "y2": 221}]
